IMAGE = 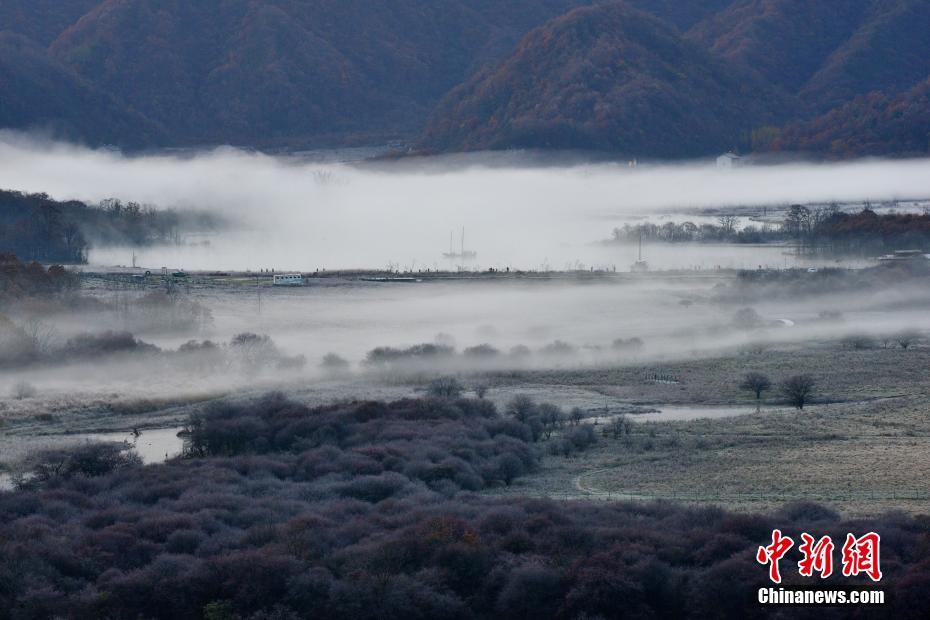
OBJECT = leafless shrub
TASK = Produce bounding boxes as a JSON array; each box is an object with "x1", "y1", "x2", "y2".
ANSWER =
[
  {"x1": 782, "y1": 375, "x2": 816, "y2": 409},
  {"x1": 321, "y1": 352, "x2": 351, "y2": 376},
  {"x1": 14, "y1": 442, "x2": 141, "y2": 491},
  {"x1": 732, "y1": 307, "x2": 763, "y2": 329},
  {"x1": 12, "y1": 381, "x2": 37, "y2": 400},
  {"x1": 569, "y1": 407, "x2": 585, "y2": 426},
  {"x1": 506, "y1": 395, "x2": 537, "y2": 422},
  {"x1": 739, "y1": 372, "x2": 772, "y2": 399},
  {"x1": 896, "y1": 330, "x2": 921, "y2": 350},
  {"x1": 426, "y1": 376, "x2": 465, "y2": 398},
  {"x1": 605, "y1": 415, "x2": 633, "y2": 439}
]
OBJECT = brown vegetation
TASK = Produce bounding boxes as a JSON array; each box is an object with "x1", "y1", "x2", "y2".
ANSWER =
[{"x1": 3, "y1": 394, "x2": 928, "y2": 618}]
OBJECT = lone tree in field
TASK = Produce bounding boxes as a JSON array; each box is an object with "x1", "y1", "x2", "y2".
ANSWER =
[
  {"x1": 781, "y1": 375, "x2": 815, "y2": 409},
  {"x1": 896, "y1": 330, "x2": 921, "y2": 350},
  {"x1": 732, "y1": 307, "x2": 763, "y2": 329},
  {"x1": 739, "y1": 372, "x2": 772, "y2": 400}
]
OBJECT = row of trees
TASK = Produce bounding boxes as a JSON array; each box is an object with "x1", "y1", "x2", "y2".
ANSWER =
[
  {"x1": 0, "y1": 190, "x2": 218, "y2": 264},
  {"x1": 611, "y1": 205, "x2": 930, "y2": 257},
  {"x1": 785, "y1": 204, "x2": 930, "y2": 255},
  {"x1": 361, "y1": 336, "x2": 647, "y2": 374},
  {"x1": 610, "y1": 219, "x2": 782, "y2": 245},
  {"x1": 842, "y1": 331, "x2": 921, "y2": 350},
  {"x1": 740, "y1": 372, "x2": 815, "y2": 409},
  {"x1": 1, "y1": 325, "x2": 305, "y2": 375}
]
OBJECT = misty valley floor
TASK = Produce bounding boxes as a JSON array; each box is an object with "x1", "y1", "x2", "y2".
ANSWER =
[
  {"x1": 479, "y1": 345, "x2": 930, "y2": 517},
  {"x1": 4, "y1": 342, "x2": 930, "y2": 517}
]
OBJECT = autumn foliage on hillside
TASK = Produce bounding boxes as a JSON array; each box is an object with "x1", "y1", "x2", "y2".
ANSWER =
[
  {"x1": 687, "y1": 0, "x2": 874, "y2": 95},
  {"x1": 1, "y1": 0, "x2": 587, "y2": 148},
  {"x1": 419, "y1": 3, "x2": 783, "y2": 157},
  {"x1": 771, "y1": 78, "x2": 930, "y2": 158},
  {"x1": 420, "y1": 0, "x2": 930, "y2": 157},
  {"x1": 1, "y1": 0, "x2": 930, "y2": 157}
]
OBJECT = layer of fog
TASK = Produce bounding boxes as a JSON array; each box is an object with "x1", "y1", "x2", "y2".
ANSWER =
[
  {"x1": 174, "y1": 278, "x2": 930, "y2": 362},
  {"x1": 5, "y1": 275, "x2": 930, "y2": 408},
  {"x1": 2, "y1": 132, "x2": 930, "y2": 271}
]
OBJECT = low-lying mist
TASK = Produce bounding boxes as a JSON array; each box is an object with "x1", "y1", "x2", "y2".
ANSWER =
[
  {"x1": 2, "y1": 131, "x2": 930, "y2": 271},
  {"x1": 6, "y1": 272, "x2": 930, "y2": 406}
]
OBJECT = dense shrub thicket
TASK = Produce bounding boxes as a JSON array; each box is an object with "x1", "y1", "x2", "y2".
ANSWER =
[
  {"x1": 0, "y1": 253, "x2": 76, "y2": 301},
  {"x1": 184, "y1": 395, "x2": 537, "y2": 491},
  {"x1": 1, "y1": 395, "x2": 929, "y2": 619}
]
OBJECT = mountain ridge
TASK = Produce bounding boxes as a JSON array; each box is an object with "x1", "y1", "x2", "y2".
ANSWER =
[
  {"x1": 0, "y1": 0, "x2": 928, "y2": 157},
  {"x1": 418, "y1": 3, "x2": 786, "y2": 157}
]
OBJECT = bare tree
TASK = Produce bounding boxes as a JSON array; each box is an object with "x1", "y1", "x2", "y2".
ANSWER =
[
  {"x1": 717, "y1": 214, "x2": 738, "y2": 235},
  {"x1": 569, "y1": 407, "x2": 585, "y2": 426},
  {"x1": 426, "y1": 376, "x2": 464, "y2": 398},
  {"x1": 896, "y1": 330, "x2": 921, "y2": 350},
  {"x1": 61, "y1": 220, "x2": 86, "y2": 261},
  {"x1": 781, "y1": 375, "x2": 815, "y2": 410},
  {"x1": 12, "y1": 381, "x2": 37, "y2": 400},
  {"x1": 606, "y1": 415, "x2": 633, "y2": 439},
  {"x1": 783, "y1": 204, "x2": 812, "y2": 241},
  {"x1": 739, "y1": 372, "x2": 772, "y2": 400},
  {"x1": 228, "y1": 332, "x2": 278, "y2": 370},
  {"x1": 537, "y1": 403, "x2": 564, "y2": 439},
  {"x1": 23, "y1": 318, "x2": 57, "y2": 357},
  {"x1": 732, "y1": 307, "x2": 763, "y2": 329},
  {"x1": 506, "y1": 395, "x2": 537, "y2": 422}
]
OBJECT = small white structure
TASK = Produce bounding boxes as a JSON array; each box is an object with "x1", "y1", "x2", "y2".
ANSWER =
[
  {"x1": 272, "y1": 273, "x2": 304, "y2": 286},
  {"x1": 716, "y1": 152, "x2": 742, "y2": 168},
  {"x1": 877, "y1": 250, "x2": 930, "y2": 263}
]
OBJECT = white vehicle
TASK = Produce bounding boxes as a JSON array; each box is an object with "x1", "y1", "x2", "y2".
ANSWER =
[{"x1": 272, "y1": 273, "x2": 304, "y2": 286}]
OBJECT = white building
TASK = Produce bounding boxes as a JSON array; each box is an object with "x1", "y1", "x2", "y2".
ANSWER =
[
  {"x1": 272, "y1": 274, "x2": 304, "y2": 286},
  {"x1": 716, "y1": 152, "x2": 742, "y2": 168}
]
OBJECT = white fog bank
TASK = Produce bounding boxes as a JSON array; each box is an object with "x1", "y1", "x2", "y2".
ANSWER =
[{"x1": 2, "y1": 132, "x2": 930, "y2": 271}]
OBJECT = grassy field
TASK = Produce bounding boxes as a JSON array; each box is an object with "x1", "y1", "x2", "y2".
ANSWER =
[
  {"x1": 4, "y1": 337, "x2": 929, "y2": 516},
  {"x1": 481, "y1": 343, "x2": 925, "y2": 405},
  {"x1": 481, "y1": 344, "x2": 930, "y2": 517}
]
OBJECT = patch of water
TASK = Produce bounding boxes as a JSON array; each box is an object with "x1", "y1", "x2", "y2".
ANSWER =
[
  {"x1": 84, "y1": 427, "x2": 186, "y2": 464},
  {"x1": 0, "y1": 427, "x2": 185, "y2": 492},
  {"x1": 634, "y1": 405, "x2": 764, "y2": 422}
]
